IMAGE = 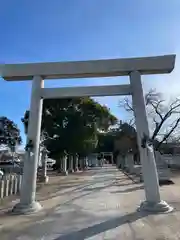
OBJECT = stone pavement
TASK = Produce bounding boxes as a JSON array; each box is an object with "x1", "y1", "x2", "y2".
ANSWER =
[{"x1": 1, "y1": 166, "x2": 180, "y2": 239}]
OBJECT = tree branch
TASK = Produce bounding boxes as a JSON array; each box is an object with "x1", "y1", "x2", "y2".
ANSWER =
[
  {"x1": 119, "y1": 89, "x2": 180, "y2": 146},
  {"x1": 151, "y1": 99, "x2": 180, "y2": 140},
  {"x1": 119, "y1": 98, "x2": 133, "y2": 112},
  {"x1": 150, "y1": 101, "x2": 164, "y2": 120},
  {"x1": 156, "y1": 117, "x2": 180, "y2": 150}
]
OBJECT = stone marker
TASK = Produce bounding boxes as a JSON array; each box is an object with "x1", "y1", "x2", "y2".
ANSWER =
[{"x1": 0, "y1": 180, "x2": 4, "y2": 198}]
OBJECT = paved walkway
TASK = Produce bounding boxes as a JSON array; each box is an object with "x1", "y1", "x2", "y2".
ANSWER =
[{"x1": 1, "y1": 166, "x2": 180, "y2": 239}]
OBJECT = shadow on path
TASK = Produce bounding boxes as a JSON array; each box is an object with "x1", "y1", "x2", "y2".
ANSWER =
[
  {"x1": 38, "y1": 173, "x2": 127, "y2": 202},
  {"x1": 54, "y1": 211, "x2": 149, "y2": 240},
  {"x1": 111, "y1": 185, "x2": 144, "y2": 193}
]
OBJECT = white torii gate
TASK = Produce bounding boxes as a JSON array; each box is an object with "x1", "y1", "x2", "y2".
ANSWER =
[{"x1": 0, "y1": 55, "x2": 175, "y2": 214}]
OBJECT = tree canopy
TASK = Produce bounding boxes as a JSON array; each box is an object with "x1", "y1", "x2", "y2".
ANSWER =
[
  {"x1": 96, "y1": 123, "x2": 137, "y2": 152},
  {"x1": 114, "y1": 122, "x2": 138, "y2": 155},
  {"x1": 0, "y1": 117, "x2": 22, "y2": 151},
  {"x1": 22, "y1": 97, "x2": 118, "y2": 160}
]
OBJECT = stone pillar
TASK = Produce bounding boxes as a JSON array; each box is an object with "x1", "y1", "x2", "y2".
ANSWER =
[
  {"x1": 124, "y1": 154, "x2": 134, "y2": 172},
  {"x1": 78, "y1": 158, "x2": 83, "y2": 170},
  {"x1": 73, "y1": 154, "x2": 79, "y2": 172},
  {"x1": 127, "y1": 154, "x2": 134, "y2": 173},
  {"x1": 121, "y1": 155, "x2": 126, "y2": 169},
  {"x1": 79, "y1": 157, "x2": 85, "y2": 170},
  {"x1": 84, "y1": 156, "x2": 88, "y2": 169},
  {"x1": 13, "y1": 177, "x2": 18, "y2": 194},
  {"x1": 9, "y1": 175, "x2": 14, "y2": 195},
  {"x1": 39, "y1": 150, "x2": 49, "y2": 183},
  {"x1": 4, "y1": 179, "x2": 9, "y2": 197},
  {"x1": 13, "y1": 76, "x2": 43, "y2": 214},
  {"x1": 17, "y1": 174, "x2": 22, "y2": 193},
  {"x1": 0, "y1": 180, "x2": 4, "y2": 198},
  {"x1": 130, "y1": 71, "x2": 172, "y2": 212},
  {"x1": 116, "y1": 154, "x2": 121, "y2": 168},
  {"x1": 88, "y1": 156, "x2": 92, "y2": 167},
  {"x1": 68, "y1": 155, "x2": 74, "y2": 173},
  {"x1": 124, "y1": 155, "x2": 128, "y2": 169},
  {"x1": 62, "y1": 155, "x2": 68, "y2": 175}
]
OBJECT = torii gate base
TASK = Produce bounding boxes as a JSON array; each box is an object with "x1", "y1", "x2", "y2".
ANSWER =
[{"x1": 1, "y1": 55, "x2": 175, "y2": 214}]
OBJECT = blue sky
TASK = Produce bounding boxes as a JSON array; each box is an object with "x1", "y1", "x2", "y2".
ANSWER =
[{"x1": 0, "y1": 0, "x2": 180, "y2": 144}]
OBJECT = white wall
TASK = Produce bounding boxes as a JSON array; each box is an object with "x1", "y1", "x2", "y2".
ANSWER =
[{"x1": 162, "y1": 154, "x2": 180, "y2": 167}]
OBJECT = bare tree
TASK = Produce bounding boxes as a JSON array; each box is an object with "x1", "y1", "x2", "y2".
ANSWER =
[{"x1": 119, "y1": 89, "x2": 180, "y2": 150}]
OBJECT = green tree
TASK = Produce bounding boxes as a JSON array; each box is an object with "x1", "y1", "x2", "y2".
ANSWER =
[
  {"x1": 96, "y1": 131, "x2": 116, "y2": 153},
  {"x1": 0, "y1": 116, "x2": 22, "y2": 154},
  {"x1": 44, "y1": 98, "x2": 117, "y2": 158},
  {"x1": 115, "y1": 122, "x2": 138, "y2": 155},
  {"x1": 22, "y1": 97, "x2": 118, "y2": 162}
]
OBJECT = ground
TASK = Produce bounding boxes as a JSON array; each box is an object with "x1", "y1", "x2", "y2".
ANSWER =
[{"x1": 0, "y1": 166, "x2": 180, "y2": 239}]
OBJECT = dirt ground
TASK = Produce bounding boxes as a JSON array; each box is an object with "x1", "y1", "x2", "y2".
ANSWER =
[{"x1": 1, "y1": 167, "x2": 180, "y2": 239}]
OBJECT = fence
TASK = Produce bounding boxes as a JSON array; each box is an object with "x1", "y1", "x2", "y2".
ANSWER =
[
  {"x1": 161, "y1": 154, "x2": 180, "y2": 168},
  {"x1": 0, "y1": 174, "x2": 22, "y2": 199},
  {"x1": 118, "y1": 152, "x2": 172, "y2": 182}
]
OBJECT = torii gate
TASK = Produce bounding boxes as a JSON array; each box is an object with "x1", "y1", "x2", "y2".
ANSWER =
[
  {"x1": 0, "y1": 55, "x2": 175, "y2": 214},
  {"x1": 100, "y1": 152, "x2": 113, "y2": 164}
]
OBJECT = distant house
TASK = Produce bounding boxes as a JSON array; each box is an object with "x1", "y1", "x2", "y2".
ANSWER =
[
  {"x1": 0, "y1": 146, "x2": 26, "y2": 162},
  {"x1": 0, "y1": 148, "x2": 12, "y2": 162},
  {"x1": 160, "y1": 142, "x2": 180, "y2": 155},
  {"x1": 16, "y1": 148, "x2": 26, "y2": 162}
]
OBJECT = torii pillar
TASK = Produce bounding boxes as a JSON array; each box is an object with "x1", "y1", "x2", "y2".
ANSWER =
[{"x1": 13, "y1": 76, "x2": 43, "y2": 213}]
